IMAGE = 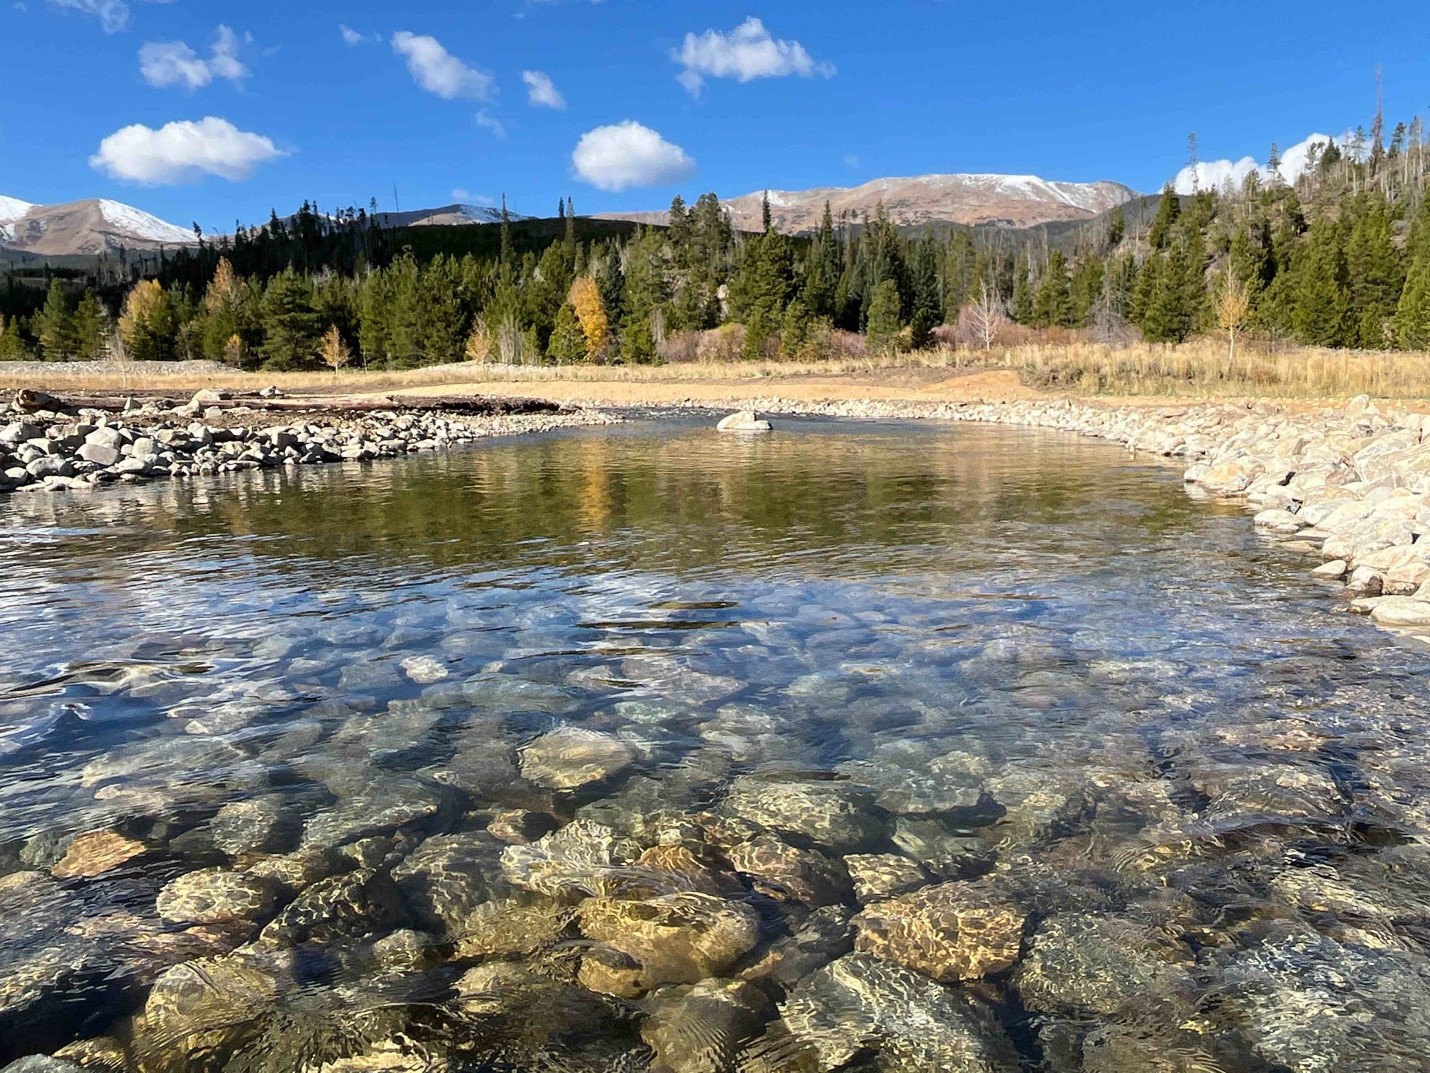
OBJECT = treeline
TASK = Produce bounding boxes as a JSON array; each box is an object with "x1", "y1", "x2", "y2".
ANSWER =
[{"x1": 4, "y1": 114, "x2": 1430, "y2": 367}]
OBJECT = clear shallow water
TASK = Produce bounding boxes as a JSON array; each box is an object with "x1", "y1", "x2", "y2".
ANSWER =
[{"x1": 2, "y1": 418, "x2": 1429, "y2": 1072}]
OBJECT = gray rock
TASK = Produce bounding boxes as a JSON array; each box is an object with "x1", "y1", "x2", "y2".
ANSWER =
[
  {"x1": 156, "y1": 868, "x2": 279, "y2": 926},
  {"x1": 391, "y1": 832, "x2": 505, "y2": 934}
]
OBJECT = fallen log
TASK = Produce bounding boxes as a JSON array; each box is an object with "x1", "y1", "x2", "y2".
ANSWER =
[{"x1": 14, "y1": 389, "x2": 137, "y2": 413}]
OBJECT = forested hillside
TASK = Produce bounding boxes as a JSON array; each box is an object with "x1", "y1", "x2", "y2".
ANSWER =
[{"x1": 3, "y1": 117, "x2": 1429, "y2": 368}]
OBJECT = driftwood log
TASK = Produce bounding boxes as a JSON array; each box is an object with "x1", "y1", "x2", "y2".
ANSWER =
[{"x1": 13, "y1": 388, "x2": 568, "y2": 418}]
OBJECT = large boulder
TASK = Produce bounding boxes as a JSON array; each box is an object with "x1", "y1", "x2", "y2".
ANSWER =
[{"x1": 642, "y1": 979, "x2": 776, "y2": 1073}]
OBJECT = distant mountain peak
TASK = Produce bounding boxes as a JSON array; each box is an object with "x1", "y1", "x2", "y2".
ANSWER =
[
  {"x1": 597, "y1": 172, "x2": 1138, "y2": 233},
  {"x1": 0, "y1": 197, "x2": 194, "y2": 256}
]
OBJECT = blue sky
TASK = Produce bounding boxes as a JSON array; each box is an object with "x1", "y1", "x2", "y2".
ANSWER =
[{"x1": 2, "y1": 0, "x2": 1428, "y2": 233}]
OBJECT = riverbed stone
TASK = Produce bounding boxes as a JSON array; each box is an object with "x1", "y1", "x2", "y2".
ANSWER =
[
  {"x1": 50, "y1": 830, "x2": 148, "y2": 879},
  {"x1": 1015, "y1": 912, "x2": 1195, "y2": 1016},
  {"x1": 642, "y1": 978, "x2": 776, "y2": 1073},
  {"x1": 723, "y1": 775, "x2": 888, "y2": 853},
  {"x1": 768, "y1": 952, "x2": 1018, "y2": 1073},
  {"x1": 499, "y1": 818, "x2": 642, "y2": 899},
  {"x1": 844, "y1": 853, "x2": 931, "y2": 904},
  {"x1": 853, "y1": 878, "x2": 1025, "y2": 982},
  {"x1": 156, "y1": 869, "x2": 280, "y2": 926},
  {"x1": 258, "y1": 867, "x2": 402, "y2": 946},
  {"x1": 390, "y1": 832, "x2": 505, "y2": 934},
  {"x1": 139, "y1": 952, "x2": 286, "y2": 1064},
  {"x1": 727, "y1": 835, "x2": 853, "y2": 906},
  {"x1": 1369, "y1": 596, "x2": 1430, "y2": 629},
  {"x1": 578, "y1": 892, "x2": 761, "y2": 993},
  {"x1": 519, "y1": 725, "x2": 636, "y2": 790}
]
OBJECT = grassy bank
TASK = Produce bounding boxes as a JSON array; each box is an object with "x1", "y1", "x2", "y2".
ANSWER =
[{"x1": 4, "y1": 340, "x2": 1430, "y2": 401}]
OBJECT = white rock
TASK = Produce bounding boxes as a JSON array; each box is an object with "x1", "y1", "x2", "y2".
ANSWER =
[
  {"x1": 399, "y1": 656, "x2": 449, "y2": 684},
  {"x1": 1311, "y1": 560, "x2": 1348, "y2": 580},
  {"x1": 717, "y1": 411, "x2": 772, "y2": 433},
  {"x1": 1369, "y1": 597, "x2": 1430, "y2": 629}
]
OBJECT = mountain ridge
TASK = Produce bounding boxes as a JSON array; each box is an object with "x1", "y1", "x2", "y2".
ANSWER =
[{"x1": 597, "y1": 172, "x2": 1139, "y2": 233}]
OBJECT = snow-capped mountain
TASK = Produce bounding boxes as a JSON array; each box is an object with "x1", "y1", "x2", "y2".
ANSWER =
[
  {"x1": 599, "y1": 173, "x2": 1139, "y2": 233},
  {"x1": 369, "y1": 203, "x2": 526, "y2": 228},
  {"x1": 0, "y1": 197, "x2": 195, "y2": 256}
]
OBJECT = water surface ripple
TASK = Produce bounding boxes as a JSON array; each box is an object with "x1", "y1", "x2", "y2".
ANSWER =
[{"x1": 2, "y1": 418, "x2": 1428, "y2": 1072}]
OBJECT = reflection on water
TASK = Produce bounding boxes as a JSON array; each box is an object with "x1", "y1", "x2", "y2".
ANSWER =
[{"x1": 2, "y1": 418, "x2": 1429, "y2": 1072}]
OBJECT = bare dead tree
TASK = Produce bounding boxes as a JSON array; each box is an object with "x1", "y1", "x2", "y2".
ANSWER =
[{"x1": 965, "y1": 281, "x2": 1008, "y2": 350}]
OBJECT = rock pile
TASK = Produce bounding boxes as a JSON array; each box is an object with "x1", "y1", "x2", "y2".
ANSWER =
[{"x1": 0, "y1": 393, "x2": 618, "y2": 496}]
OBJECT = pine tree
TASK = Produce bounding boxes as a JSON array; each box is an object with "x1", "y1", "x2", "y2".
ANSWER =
[
  {"x1": 1107, "y1": 207, "x2": 1126, "y2": 247},
  {"x1": 1291, "y1": 217, "x2": 1351, "y2": 347},
  {"x1": 260, "y1": 269, "x2": 322, "y2": 370},
  {"x1": 1032, "y1": 251, "x2": 1074, "y2": 328},
  {"x1": 1148, "y1": 184, "x2": 1181, "y2": 250},
  {"x1": 866, "y1": 280, "x2": 902, "y2": 353},
  {"x1": 70, "y1": 293, "x2": 107, "y2": 360},
  {"x1": 1394, "y1": 202, "x2": 1430, "y2": 349},
  {"x1": 761, "y1": 191, "x2": 772, "y2": 233},
  {"x1": 1011, "y1": 265, "x2": 1034, "y2": 324},
  {"x1": 911, "y1": 238, "x2": 942, "y2": 329},
  {"x1": 1344, "y1": 194, "x2": 1404, "y2": 348},
  {"x1": 118, "y1": 280, "x2": 178, "y2": 362},
  {"x1": 547, "y1": 301, "x2": 587, "y2": 364},
  {"x1": 34, "y1": 280, "x2": 73, "y2": 361}
]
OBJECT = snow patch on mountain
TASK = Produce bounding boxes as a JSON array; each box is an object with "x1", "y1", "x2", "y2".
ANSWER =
[
  {"x1": 97, "y1": 200, "x2": 195, "y2": 244},
  {"x1": 0, "y1": 196, "x2": 34, "y2": 222}
]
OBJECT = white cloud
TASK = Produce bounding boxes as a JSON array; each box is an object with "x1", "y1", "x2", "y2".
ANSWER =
[
  {"x1": 522, "y1": 69, "x2": 565, "y2": 110},
  {"x1": 476, "y1": 109, "x2": 506, "y2": 138},
  {"x1": 339, "y1": 24, "x2": 380, "y2": 46},
  {"x1": 674, "y1": 16, "x2": 834, "y2": 95},
  {"x1": 140, "y1": 25, "x2": 248, "y2": 90},
  {"x1": 1173, "y1": 132, "x2": 1343, "y2": 194},
  {"x1": 89, "y1": 116, "x2": 286, "y2": 184},
  {"x1": 571, "y1": 120, "x2": 694, "y2": 192},
  {"x1": 843, "y1": 153, "x2": 860, "y2": 169},
  {"x1": 48, "y1": 0, "x2": 130, "y2": 33},
  {"x1": 391, "y1": 31, "x2": 494, "y2": 101}
]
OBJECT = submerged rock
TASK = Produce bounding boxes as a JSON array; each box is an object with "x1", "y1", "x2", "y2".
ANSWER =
[
  {"x1": 579, "y1": 892, "x2": 762, "y2": 994},
  {"x1": 258, "y1": 868, "x2": 402, "y2": 946},
  {"x1": 519, "y1": 725, "x2": 636, "y2": 790},
  {"x1": 50, "y1": 830, "x2": 147, "y2": 880},
  {"x1": 642, "y1": 978, "x2": 776, "y2": 1073},
  {"x1": 767, "y1": 952, "x2": 1018, "y2": 1073},
  {"x1": 853, "y1": 878, "x2": 1025, "y2": 982},
  {"x1": 156, "y1": 869, "x2": 279, "y2": 926},
  {"x1": 500, "y1": 819, "x2": 642, "y2": 899},
  {"x1": 390, "y1": 832, "x2": 505, "y2": 934},
  {"x1": 723, "y1": 776, "x2": 888, "y2": 854},
  {"x1": 1015, "y1": 912, "x2": 1195, "y2": 1016}
]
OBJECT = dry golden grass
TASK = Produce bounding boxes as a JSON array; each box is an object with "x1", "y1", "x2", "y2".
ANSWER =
[
  {"x1": 6, "y1": 338, "x2": 1430, "y2": 401},
  {"x1": 943, "y1": 339, "x2": 1430, "y2": 400}
]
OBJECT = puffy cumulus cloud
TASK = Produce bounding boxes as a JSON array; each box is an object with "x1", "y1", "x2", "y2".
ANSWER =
[
  {"x1": 140, "y1": 25, "x2": 248, "y2": 90},
  {"x1": 522, "y1": 69, "x2": 565, "y2": 110},
  {"x1": 89, "y1": 116, "x2": 286, "y2": 184},
  {"x1": 391, "y1": 31, "x2": 494, "y2": 101},
  {"x1": 1173, "y1": 133, "x2": 1343, "y2": 194},
  {"x1": 571, "y1": 120, "x2": 694, "y2": 192},
  {"x1": 674, "y1": 16, "x2": 834, "y2": 95}
]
